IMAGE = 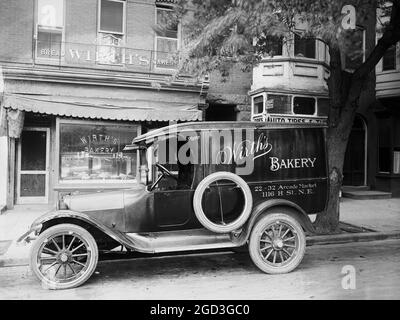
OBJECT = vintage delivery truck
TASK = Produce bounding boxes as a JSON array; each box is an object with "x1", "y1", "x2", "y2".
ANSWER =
[{"x1": 18, "y1": 121, "x2": 328, "y2": 289}]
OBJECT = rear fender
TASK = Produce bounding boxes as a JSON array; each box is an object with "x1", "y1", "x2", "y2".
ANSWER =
[{"x1": 233, "y1": 199, "x2": 316, "y2": 245}]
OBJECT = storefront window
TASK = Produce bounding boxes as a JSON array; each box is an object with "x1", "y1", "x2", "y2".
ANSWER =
[
  {"x1": 293, "y1": 96, "x2": 316, "y2": 115},
  {"x1": 378, "y1": 118, "x2": 391, "y2": 173},
  {"x1": 393, "y1": 149, "x2": 400, "y2": 174},
  {"x1": 59, "y1": 121, "x2": 138, "y2": 183},
  {"x1": 253, "y1": 96, "x2": 264, "y2": 114},
  {"x1": 267, "y1": 94, "x2": 291, "y2": 114}
]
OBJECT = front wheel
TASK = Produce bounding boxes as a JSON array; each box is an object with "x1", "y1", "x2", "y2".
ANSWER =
[
  {"x1": 249, "y1": 212, "x2": 306, "y2": 274},
  {"x1": 30, "y1": 223, "x2": 99, "y2": 290}
]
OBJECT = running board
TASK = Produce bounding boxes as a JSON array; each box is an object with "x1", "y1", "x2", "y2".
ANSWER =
[{"x1": 125, "y1": 229, "x2": 239, "y2": 253}]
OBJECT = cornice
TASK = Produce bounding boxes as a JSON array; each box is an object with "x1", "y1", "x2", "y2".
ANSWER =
[{"x1": 1, "y1": 63, "x2": 206, "y2": 94}]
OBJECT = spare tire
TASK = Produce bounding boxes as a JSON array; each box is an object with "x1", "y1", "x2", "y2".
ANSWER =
[{"x1": 193, "y1": 171, "x2": 253, "y2": 233}]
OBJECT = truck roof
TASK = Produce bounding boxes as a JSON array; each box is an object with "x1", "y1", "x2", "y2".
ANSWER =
[{"x1": 126, "y1": 121, "x2": 327, "y2": 148}]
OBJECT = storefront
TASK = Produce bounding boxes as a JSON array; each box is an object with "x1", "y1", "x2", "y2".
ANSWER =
[{"x1": 0, "y1": 81, "x2": 205, "y2": 209}]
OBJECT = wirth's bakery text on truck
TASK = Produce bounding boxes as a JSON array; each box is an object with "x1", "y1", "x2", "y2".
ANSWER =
[{"x1": 18, "y1": 121, "x2": 328, "y2": 289}]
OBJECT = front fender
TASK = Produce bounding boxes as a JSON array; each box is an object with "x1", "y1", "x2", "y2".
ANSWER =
[{"x1": 17, "y1": 210, "x2": 145, "y2": 252}]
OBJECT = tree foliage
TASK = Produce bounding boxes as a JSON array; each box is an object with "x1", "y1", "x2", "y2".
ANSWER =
[{"x1": 176, "y1": 0, "x2": 399, "y2": 78}]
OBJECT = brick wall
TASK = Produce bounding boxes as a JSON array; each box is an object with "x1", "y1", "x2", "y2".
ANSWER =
[
  {"x1": 65, "y1": 0, "x2": 155, "y2": 50},
  {"x1": 126, "y1": 0, "x2": 155, "y2": 51},
  {"x1": 0, "y1": 0, "x2": 163, "y2": 64},
  {"x1": 65, "y1": 0, "x2": 98, "y2": 44},
  {"x1": 0, "y1": 0, "x2": 34, "y2": 63},
  {"x1": 208, "y1": 63, "x2": 252, "y2": 120},
  {"x1": 208, "y1": 64, "x2": 252, "y2": 100}
]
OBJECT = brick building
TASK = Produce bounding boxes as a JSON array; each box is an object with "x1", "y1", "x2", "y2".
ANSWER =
[{"x1": 0, "y1": 0, "x2": 219, "y2": 208}]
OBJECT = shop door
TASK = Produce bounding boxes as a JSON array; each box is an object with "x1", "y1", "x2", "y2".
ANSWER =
[
  {"x1": 343, "y1": 116, "x2": 366, "y2": 186},
  {"x1": 17, "y1": 128, "x2": 50, "y2": 204}
]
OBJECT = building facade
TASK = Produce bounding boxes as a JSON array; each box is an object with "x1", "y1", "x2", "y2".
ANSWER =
[
  {"x1": 0, "y1": 0, "x2": 211, "y2": 209},
  {"x1": 247, "y1": 6, "x2": 400, "y2": 197},
  {"x1": 374, "y1": 6, "x2": 400, "y2": 196}
]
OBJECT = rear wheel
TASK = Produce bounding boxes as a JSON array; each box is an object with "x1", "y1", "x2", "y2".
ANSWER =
[
  {"x1": 30, "y1": 223, "x2": 98, "y2": 290},
  {"x1": 249, "y1": 212, "x2": 306, "y2": 274}
]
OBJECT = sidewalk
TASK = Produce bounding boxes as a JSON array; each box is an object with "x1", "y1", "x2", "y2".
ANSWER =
[
  {"x1": 0, "y1": 198, "x2": 399, "y2": 267},
  {"x1": 0, "y1": 204, "x2": 53, "y2": 267}
]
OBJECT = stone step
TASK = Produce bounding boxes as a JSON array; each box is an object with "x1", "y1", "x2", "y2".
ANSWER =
[
  {"x1": 342, "y1": 185, "x2": 370, "y2": 192},
  {"x1": 342, "y1": 189, "x2": 392, "y2": 200}
]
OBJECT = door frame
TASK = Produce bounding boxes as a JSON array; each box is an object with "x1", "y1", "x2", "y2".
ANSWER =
[
  {"x1": 16, "y1": 127, "x2": 50, "y2": 204},
  {"x1": 343, "y1": 114, "x2": 368, "y2": 186},
  {"x1": 362, "y1": 116, "x2": 368, "y2": 186}
]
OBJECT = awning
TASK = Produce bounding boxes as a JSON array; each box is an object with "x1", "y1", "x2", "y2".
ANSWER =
[{"x1": 2, "y1": 93, "x2": 202, "y2": 122}]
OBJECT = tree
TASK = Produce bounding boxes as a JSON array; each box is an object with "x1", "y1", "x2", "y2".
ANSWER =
[{"x1": 172, "y1": 0, "x2": 400, "y2": 234}]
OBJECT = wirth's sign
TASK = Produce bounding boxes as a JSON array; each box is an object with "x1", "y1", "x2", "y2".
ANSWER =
[
  {"x1": 67, "y1": 48, "x2": 177, "y2": 68},
  {"x1": 37, "y1": 44, "x2": 179, "y2": 69},
  {"x1": 79, "y1": 134, "x2": 120, "y2": 154}
]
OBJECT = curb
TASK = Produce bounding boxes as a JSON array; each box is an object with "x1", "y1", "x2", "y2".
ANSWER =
[
  {"x1": 306, "y1": 231, "x2": 400, "y2": 246},
  {"x1": 0, "y1": 257, "x2": 28, "y2": 268},
  {"x1": 0, "y1": 204, "x2": 6, "y2": 215},
  {"x1": 1, "y1": 231, "x2": 400, "y2": 268}
]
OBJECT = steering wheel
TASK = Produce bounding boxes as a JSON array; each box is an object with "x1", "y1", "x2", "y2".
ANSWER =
[
  {"x1": 155, "y1": 163, "x2": 176, "y2": 178},
  {"x1": 148, "y1": 163, "x2": 177, "y2": 191}
]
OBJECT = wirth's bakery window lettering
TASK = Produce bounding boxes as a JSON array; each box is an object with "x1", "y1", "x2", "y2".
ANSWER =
[{"x1": 59, "y1": 121, "x2": 139, "y2": 183}]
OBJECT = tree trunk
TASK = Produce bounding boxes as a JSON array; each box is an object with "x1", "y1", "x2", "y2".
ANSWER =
[{"x1": 314, "y1": 102, "x2": 356, "y2": 234}]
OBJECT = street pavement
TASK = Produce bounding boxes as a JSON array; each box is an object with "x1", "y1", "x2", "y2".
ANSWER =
[
  {"x1": 0, "y1": 239, "x2": 399, "y2": 299},
  {"x1": 1, "y1": 198, "x2": 400, "y2": 267}
]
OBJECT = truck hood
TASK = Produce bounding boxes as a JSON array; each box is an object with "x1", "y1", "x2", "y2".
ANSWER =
[{"x1": 63, "y1": 184, "x2": 146, "y2": 213}]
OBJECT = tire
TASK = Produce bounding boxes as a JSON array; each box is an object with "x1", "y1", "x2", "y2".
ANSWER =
[
  {"x1": 249, "y1": 212, "x2": 306, "y2": 274},
  {"x1": 30, "y1": 223, "x2": 99, "y2": 290},
  {"x1": 193, "y1": 171, "x2": 253, "y2": 233}
]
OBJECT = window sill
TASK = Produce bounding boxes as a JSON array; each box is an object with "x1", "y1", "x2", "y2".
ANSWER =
[{"x1": 54, "y1": 182, "x2": 139, "y2": 190}]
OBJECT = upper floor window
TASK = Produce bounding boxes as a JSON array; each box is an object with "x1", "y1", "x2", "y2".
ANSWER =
[
  {"x1": 344, "y1": 26, "x2": 365, "y2": 70},
  {"x1": 382, "y1": 45, "x2": 397, "y2": 71},
  {"x1": 255, "y1": 34, "x2": 283, "y2": 57},
  {"x1": 97, "y1": 0, "x2": 126, "y2": 64},
  {"x1": 36, "y1": 0, "x2": 64, "y2": 60},
  {"x1": 155, "y1": 4, "x2": 179, "y2": 69},
  {"x1": 294, "y1": 34, "x2": 316, "y2": 59},
  {"x1": 99, "y1": 0, "x2": 125, "y2": 35}
]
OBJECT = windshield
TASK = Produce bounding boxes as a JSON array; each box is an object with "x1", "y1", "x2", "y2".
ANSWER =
[{"x1": 144, "y1": 138, "x2": 196, "y2": 190}]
